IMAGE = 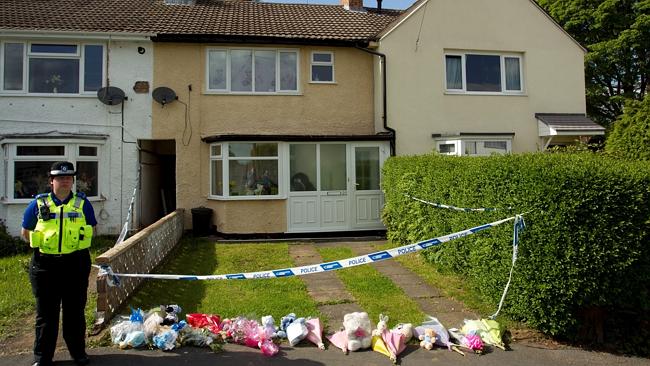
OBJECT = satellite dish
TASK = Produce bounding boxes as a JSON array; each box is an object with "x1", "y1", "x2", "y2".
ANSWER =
[
  {"x1": 97, "y1": 86, "x2": 126, "y2": 106},
  {"x1": 152, "y1": 87, "x2": 177, "y2": 105}
]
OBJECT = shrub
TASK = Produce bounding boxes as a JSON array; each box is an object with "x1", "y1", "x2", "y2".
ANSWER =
[
  {"x1": 0, "y1": 220, "x2": 29, "y2": 257},
  {"x1": 382, "y1": 152, "x2": 650, "y2": 338},
  {"x1": 606, "y1": 95, "x2": 650, "y2": 161}
]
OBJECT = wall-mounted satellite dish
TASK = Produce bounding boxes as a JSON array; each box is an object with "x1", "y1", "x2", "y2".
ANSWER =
[
  {"x1": 97, "y1": 86, "x2": 126, "y2": 106},
  {"x1": 152, "y1": 87, "x2": 177, "y2": 106}
]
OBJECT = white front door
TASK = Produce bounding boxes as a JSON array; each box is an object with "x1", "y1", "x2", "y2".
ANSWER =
[
  {"x1": 287, "y1": 142, "x2": 387, "y2": 232},
  {"x1": 351, "y1": 144, "x2": 385, "y2": 230}
]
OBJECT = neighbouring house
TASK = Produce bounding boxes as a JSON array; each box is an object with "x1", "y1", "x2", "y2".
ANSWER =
[
  {"x1": 0, "y1": 2, "x2": 154, "y2": 237},
  {"x1": 0, "y1": 0, "x2": 401, "y2": 236},
  {"x1": 375, "y1": 0, "x2": 604, "y2": 156}
]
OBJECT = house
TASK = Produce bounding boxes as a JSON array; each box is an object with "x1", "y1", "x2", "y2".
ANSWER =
[
  {"x1": 0, "y1": 1, "x2": 155, "y2": 236},
  {"x1": 375, "y1": 0, "x2": 604, "y2": 156},
  {"x1": 1, "y1": 0, "x2": 603, "y2": 237},
  {"x1": 147, "y1": 0, "x2": 400, "y2": 235}
]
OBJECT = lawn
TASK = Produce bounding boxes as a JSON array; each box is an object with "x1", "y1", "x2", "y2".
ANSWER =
[
  {"x1": 0, "y1": 236, "x2": 115, "y2": 341},
  {"x1": 127, "y1": 239, "x2": 321, "y2": 322}
]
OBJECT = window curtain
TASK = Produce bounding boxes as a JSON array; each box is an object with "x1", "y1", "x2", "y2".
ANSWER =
[
  {"x1": 445, "y1": 56, "x2": 462, "y2": 89},
  {"x1": 505, "y1": 57, "x2": 521, "y2": 91}
]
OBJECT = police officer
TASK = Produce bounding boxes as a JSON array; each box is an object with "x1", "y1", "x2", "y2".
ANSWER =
[{"x1": 21, "y1": 161, "x2": 97, "y2": 366}]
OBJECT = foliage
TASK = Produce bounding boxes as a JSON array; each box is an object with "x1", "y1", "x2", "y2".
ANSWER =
[
  {"x1": 0, "y1": 220, "x2": 30, "y2": 258},
  {"x1": 535, "y1": 0, "x2": 650, "y2": 126},
  {"x1": 382, "y1": 153, "x2": 650, "y2": 339},
  {"x1": 606, "y1": 94, "x2": 650, "y2": 160}
]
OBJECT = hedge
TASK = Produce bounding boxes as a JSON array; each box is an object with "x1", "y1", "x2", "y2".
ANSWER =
[{"x1": 382, "y1": 152, "x2": 650, "y2": 337}]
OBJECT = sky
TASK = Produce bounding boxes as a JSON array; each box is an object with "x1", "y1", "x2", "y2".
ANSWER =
[{"x1": 262, "y1": 0, "x2": 416, "y2": 10}]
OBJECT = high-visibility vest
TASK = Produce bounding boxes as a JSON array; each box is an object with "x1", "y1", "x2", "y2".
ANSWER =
[{"x1": 29, "y1": 193, "x2": 93, "y2": 254}]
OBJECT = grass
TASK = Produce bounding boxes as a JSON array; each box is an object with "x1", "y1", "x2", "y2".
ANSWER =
[
  {"x1": 127, "y1": 238, "x2": 321, "y2": 323},
  {"x1": 317, "y1": 246, "x2": 425, "y2": 328},
  {"x1": 0, "y1": 236, "x2": 115, "y2": 341}
]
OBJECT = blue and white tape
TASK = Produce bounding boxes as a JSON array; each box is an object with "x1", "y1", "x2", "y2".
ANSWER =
[
  {"x1": 96, "y1": 214, "x2": 521, "y2": 284},
  {"x1": 405, "y1": 194, "x2": 510, "y2": 212}
]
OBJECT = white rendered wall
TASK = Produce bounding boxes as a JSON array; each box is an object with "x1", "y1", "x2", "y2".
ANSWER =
[{"x1": 0, "y1": 37, "x2": 153, "y2": 237}]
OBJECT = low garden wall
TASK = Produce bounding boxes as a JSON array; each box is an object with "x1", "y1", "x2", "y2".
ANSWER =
[{"x1": 95, "y1": 209, "x2": 184, "y2": 325}]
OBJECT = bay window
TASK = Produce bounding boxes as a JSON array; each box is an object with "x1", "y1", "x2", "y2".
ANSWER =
[
  {"x1": 210, "y1": 142, "x2": 280, "y2": 198},
  {"x1": 445, "y1": 52, "x2": 523, "y2": 94},
  {"x1": 0, "y1": 41, "x2": 104, "y2": 94},
  {"x1": 207, "y1": 48, "x2": 299, "y2": 93},
  {"x1": 6, "y1": 143, "x2": 101, "y2": 200}
]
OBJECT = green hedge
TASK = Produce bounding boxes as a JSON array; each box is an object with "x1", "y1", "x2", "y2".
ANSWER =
[{"x1": 382, "y1": 152, "x2": 650, "y2": 337}]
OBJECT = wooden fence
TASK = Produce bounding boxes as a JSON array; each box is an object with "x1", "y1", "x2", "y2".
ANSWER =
[{"x1": 94, "y1": 209, "x2": 184, "y2": 327}]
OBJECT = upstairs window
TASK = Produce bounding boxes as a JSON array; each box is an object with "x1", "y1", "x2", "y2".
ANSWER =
[
  {"x1": 445, "y1": 52, "x2": 523, "y2": 94},
  {"x1": 207, "y1": 48, "x2": 299, "y2": 94},
  {"x1": 0, "y1": 41, "x2": 104, "y2": 94},
  {"x1": 310, "y1": 51, "x2": 334, "y2": 83}
]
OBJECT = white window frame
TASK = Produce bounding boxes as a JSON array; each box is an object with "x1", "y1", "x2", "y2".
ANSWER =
[
  {"x1": 435, "y1": 137, "x2": 512, "y2": 156},
  {"x1": 310, "y1": 51, "x2": 335, "y2": 83},
  {"x1": 3, "y1": 140, "x2": 104, "y2": 203},
  {"x1": 205, "y1": 48, "x2": 300, "y2": 94},
  {"x1": 0, "y1": 40, "x2": 106, "y2": 96},
  {"x1": 209, "y1": 142, "x2": 284, "y2": 200},
  {"x1": 444, "y1": 51, "x2": 524, "y2": 95}
]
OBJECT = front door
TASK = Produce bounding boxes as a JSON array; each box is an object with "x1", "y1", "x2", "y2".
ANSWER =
[
  {"x1": 287, "y1": 142, "x2": 387, "y2": 233},
  {"x1": 351, "y1": 144, "x2": 384, "y2": 229}
]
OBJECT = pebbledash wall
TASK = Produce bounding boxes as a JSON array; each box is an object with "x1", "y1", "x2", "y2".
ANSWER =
[
  {"x1": 152, "y1": 43, "x2": 377, "y2": 233},
  {"x1": 0, "y1": 34, "x2": 153, "y2": 237}
]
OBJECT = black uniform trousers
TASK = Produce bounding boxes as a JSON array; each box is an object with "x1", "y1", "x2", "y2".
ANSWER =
[{"x1": 29, "y1": 248, "x2": 91, "y2": 364}]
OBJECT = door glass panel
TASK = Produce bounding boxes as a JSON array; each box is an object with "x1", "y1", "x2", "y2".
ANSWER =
[
  {"x1": 355, "y1": 147, "x2": 380, "y2": 190},
  {"x1": 290, "y1": 144, "x2": 317, "y2": 191},
  {"x1": 320, "y1": 144, "x2": 346, "y2": 191}
]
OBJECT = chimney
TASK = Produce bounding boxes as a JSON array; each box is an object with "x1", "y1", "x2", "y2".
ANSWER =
[
  {"x1": 377, "y1": 0, "x2": 382, "y2": 12},
  {"x1": 340, "y1": 0, "x2": 364, "y2": 11}
]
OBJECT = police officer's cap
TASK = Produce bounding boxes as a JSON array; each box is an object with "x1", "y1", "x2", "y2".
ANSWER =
[{"x1": 49, "y1": 161, "x2": 76, "y2": 177}]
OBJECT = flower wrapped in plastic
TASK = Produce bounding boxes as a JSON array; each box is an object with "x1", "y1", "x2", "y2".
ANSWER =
[{"x1": 186, "y1": 313, "x2": 222, "y2": 335}]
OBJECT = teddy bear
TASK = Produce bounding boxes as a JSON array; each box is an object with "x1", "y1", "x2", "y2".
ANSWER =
[
  {"x1": 276, "y1": 313, "x2": 296, "y2": 339},
  {"x1": 160, "y1": 304, "x2": 182, "y2": 326},
  {"x1": 343, "y1": 312, "x2": 372, "y2": 352},
  {"x1": 419, "y1": 328, "x2": 436, "y2": 350}
]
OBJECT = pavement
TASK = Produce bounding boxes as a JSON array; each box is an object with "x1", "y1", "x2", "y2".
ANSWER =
[{"x1": 3, "y1": 240, "x2": 649, "y2": 366}]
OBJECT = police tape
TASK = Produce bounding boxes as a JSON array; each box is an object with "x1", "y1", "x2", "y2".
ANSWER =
[
  {"x1": 95, "y1": 214, "x2": 523, "y2": 285},
  {"x1": 405, "y1": 194, "x2": 511, "y2": 212}
]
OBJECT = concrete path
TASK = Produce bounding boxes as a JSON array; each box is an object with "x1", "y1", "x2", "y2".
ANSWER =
[{"x1": 288, "y1": 243, "x2": 362, "y2": 331}]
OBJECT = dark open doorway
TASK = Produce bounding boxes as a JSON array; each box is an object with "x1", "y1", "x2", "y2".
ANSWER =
[{"x1": 138, "y1": 140, "x2": 176, "y2": 228}]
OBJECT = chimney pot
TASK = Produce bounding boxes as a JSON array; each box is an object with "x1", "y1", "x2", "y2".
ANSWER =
[{"x1": 340, "y1": 0, "x2": 364, "y2": 11}]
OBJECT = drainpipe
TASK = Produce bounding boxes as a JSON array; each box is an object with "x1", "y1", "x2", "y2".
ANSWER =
[{"x1": 355, "y1": 45, "x2": 396, "y2": 156}]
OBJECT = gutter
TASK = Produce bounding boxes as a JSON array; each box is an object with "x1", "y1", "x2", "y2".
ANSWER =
[
  {"x1": 0, "y1": 29, "x2": 153, "y2": 41},
  {"x1": 355, "y1": 45, "x2": 395, "y2": 156}
]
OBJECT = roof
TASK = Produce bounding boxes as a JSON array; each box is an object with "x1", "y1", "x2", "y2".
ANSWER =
[
  {"x1": 0, "y1": 0, "x2": 402, "y2": 42},
  {"x1": 535, "y1": 113, "x2": 605, "y2": 132}
]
